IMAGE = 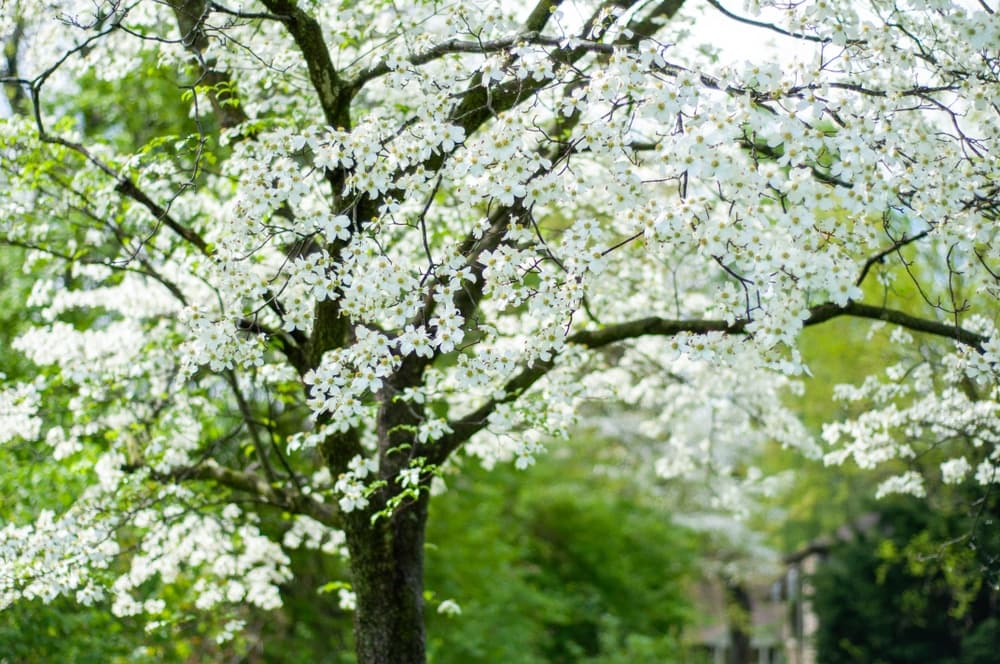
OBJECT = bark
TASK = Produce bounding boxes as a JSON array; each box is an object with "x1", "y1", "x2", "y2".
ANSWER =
[
  {"x1": 344, "y1": 494, "x2": 430, "y2": 664},
  {"x1": 167, "y1": 0, "x2": 247, "y2": 129},
  {"x1": 342, "y1": 363, "x2": 431, "y2": 664},
  {"x1": 2, "y1": 10, "x2": 27, "y2": 114}
]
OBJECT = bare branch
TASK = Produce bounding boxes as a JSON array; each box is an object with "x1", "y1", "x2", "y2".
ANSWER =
[
  {"x1": 347, "y1": 32, "x2": 542, "y2": 91},
  {"x1": 855, "y1": 228, "x2": 932, "y2": 287},
  {"x1": 224, "y1": 369, "x2": 279, "y2": 486},
  {"x1": 208, "y1": 1, "x2": 284, "y2": 21},
  {"x1": 705, "y1": 0, "x2": 833, "y2": 44}
]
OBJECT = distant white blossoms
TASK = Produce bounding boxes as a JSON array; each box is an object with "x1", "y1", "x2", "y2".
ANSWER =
[
  {"x1": 941, "y1": 458, "x2": 972, "y2": 485},
  {"x1": 0, "y1": 382, "x2": 41, "y2": 445},
  {"x1": 437, "y1": 599, "x2": 462, "y2": 616}
]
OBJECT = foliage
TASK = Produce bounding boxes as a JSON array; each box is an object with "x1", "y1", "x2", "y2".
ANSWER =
[
  {"x1": 812, "y1": 495, "x2": 1000, "y2": 664},
  {"x1": 424, "y1": 438, "x2": 697, "y2": 664}
]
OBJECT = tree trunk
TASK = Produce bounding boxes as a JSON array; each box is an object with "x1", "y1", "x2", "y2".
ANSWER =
[
  {"x1": 344, "y1": 493, "x2": 430, "y2": 664},
  {"x1": 725, "y1": 579, "x2": 753, "y2": 664}
]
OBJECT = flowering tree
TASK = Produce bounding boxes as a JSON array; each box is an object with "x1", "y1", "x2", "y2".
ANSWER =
[{"x1": 1, "y1": 0, "x2": 997, "y2": 661}]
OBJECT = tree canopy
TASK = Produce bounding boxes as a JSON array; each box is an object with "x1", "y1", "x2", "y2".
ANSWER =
[{"x1": 0, "y1": 0, "x2": 997, "y2": 661}]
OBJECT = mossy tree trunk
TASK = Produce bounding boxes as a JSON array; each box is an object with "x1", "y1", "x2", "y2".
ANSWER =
[{"x1": 344, "y1": 493, "x2": 430, "y2": 664}]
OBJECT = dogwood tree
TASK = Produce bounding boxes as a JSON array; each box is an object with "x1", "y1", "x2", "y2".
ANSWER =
[{"x1": 0, "y1": 0, "x2": 997, "y2": 661}]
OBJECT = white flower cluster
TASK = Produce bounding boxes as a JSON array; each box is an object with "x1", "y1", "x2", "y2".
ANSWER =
[
  {"x1": 0, "y1": 381, "x2": 41, "y2": 446},
  {"x1": 111, "y1": 502, "x2": 290, "y2": 616},
  {"x1": 824, "y1": 336, "x2": 1000, "y2": 496},
  {"x1": 334, "y1": 455, "x2": 379, "y2": 513},
  {"x1": 182, "y1": 308, "x2": 266, "y2": 374},
  {"x1": 283, "y1": 516, "x2": 348, "y2": 558},
  {"x1": 0, "y1": 506, "x2": 119, "y2": 609}
]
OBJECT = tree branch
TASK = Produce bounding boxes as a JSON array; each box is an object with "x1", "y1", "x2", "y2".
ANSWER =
[
  {"x1": 258, "y1": 0, "x2": 349, "y2": 128},
  {"x1": 1, "y1": 11, "x2": 27, "y2": 114},
  {"x1": 30, "y1": 113, "x2": 213, "y2": 257},
  {"x1": 705, "y1": 0, "x2": 835, "y2": 44},
  {"x1": 347, "y1": 32, "x2": 542, "y2": 91},
  {"x1": 855, "y1": 228, "x2": 931, "y2": 287},
  {"x1": 158, "y1": 458, "x2": 340, "y2": 526},
  {"x1": 224, "y1": 369, "x2": 279, "y2": 486},
  {"x1": 430, "y1": 300, "x2": 989, "y2": 465},
  {"x1": 809, "y1": 301, "x2": 988, "y2": 349},
  {"x1": 167, "y1": 0, "x2": 248, "y2": 128},
  {"x1": 346, "y1": 0, "x2": 567, "y2": 91}
]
